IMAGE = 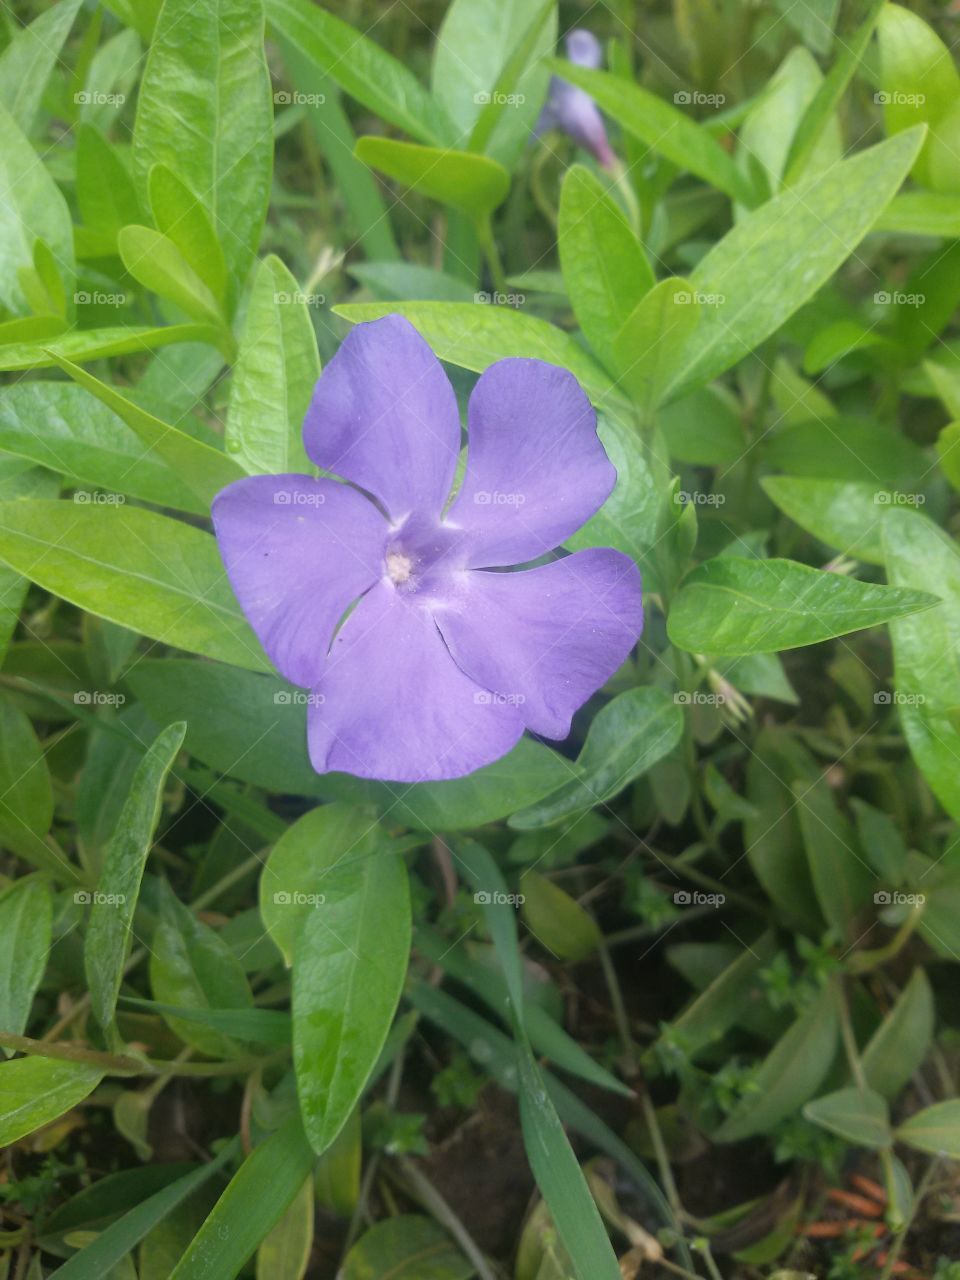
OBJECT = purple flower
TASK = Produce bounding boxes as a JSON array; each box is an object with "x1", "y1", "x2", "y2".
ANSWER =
[
  {"x1": 537, "y1": 29, "x2": 616, "y2": 170},
  {"x1": 212, "y1": 316, "x2": 642, "y2": 783}
]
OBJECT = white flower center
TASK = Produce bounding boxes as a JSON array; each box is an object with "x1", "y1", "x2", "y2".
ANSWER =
[{"x1": 386, "y1": 550, "x2": 414, "y2": 585}]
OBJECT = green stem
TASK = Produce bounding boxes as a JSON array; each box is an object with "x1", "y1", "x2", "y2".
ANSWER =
[
  {"x1": 475, "y1": 215, "x2": 508, "y2": 296},
  {"x1": 597, "y1": 933, "x2": 638, "y2": 1076},
  {"x1": 837, "y1": 980, "x2": 867, "y2": 1092},
  {"x1": 393, "y1": 1158, "x2": 500, "y2": 1280}
]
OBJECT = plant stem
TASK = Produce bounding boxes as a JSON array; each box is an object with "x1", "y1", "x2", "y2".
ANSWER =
[
  {"x1": 393, "y1": 1158, "x2": 501, "y2": 1280},
  {"x1": 475, "y1": 215, "x2": 507, "y2": 296}
]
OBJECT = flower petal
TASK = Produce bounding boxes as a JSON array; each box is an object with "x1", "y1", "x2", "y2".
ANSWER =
[
  {"x1": 303, "y1": 314, "x2": 461, "y2": 522},
  {"x1": 436, "y1": 549, "x2": 643, "y2": 739},
  {"x1": 212, "y1": 474, "x2": 387, "y2": 688},
  {"x1": 307, "y1": 581, "x2": 524, "y2": 781},
  {"x1": 446, "y1": 358, "x2": 616, "y2": 566}
]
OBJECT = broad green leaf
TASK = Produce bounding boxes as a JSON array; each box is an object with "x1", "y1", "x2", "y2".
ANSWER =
[
  {"x1": 259, "y1": 805, "x2": 383, "y2": 966},
  {"x1": 896, "y1": 1099, "x2": 960, "y2": 1157},
  {"x1": 0, "y1": 381, "x2": 207, "y2": 515},
  {"x1": 49, "y1": 354, "x2": 245, "y2": 509},
  {"x1": 739, "y1": 47, "x2": 838, "y2": 197},
  {"x1": 86, "y1": 723, "x2": 186, "y2": 1030},
  {"x1": 519, "y1": 871, "x2": 601, "y2": 963},
  {"x1": 0, "y1": 695, "x2": 61, "y2": 878},
  {"x1": 333, "y1": 301, "x2": 624, "y2": 411},
  {"x1": 292, "y1": 852, "x2": 410, "y2": 1153},
  {"x1": 0, "y1": 1058, "x2": 102, "y2": 1146},
  {"x1": 668, "y1": 557, "x2": 937, "y2": 655},
  {"x1": 557, "y1": 165, "x2": 654, "y2": 375},
  {"x1": 0, "y1": 459, "x2": 59, "y2": 663},
  {"x1": 118, "y1": 226, "x2": 226, "y2": 328},
  {"x1": 80, "y1": 27, "x2": 143, "y2": 134},
  {"x1": 148, "y1": 165, "x2": 229, "y2": 309},
  {"x1": 355, "y1": 137, "x2": 509, "y2": 220},
  {"x1": 803, "y1": 1087, "x2": 891, "y2": 1148},
  {"x1": 133, "y1": 0, "x2": 272, "y2": 284},
  {"x1": 432, "y1": 0, "x2": 555, "y2": 165},
  {"x1": 0, "y1": 0, "x2": 82, "y2": 134},
  {"x1": 549, "y1": 61, "x2": 756, "y2": 206},
  {"x1": 255, "y1": 1175, "x2": 313, "y2": 1280},
  {"x1": 876, "y1": 192, "x2": 960, "y2": 238},
  {"x1": 665, "y1": 129, "x2": 925, "y2": 395},
  {"x1": 0, "y1": 877, "x2": 52, "y2": 1046},
  {"x1": 876, "y1": 5, "x2": 959, "y2": 188},
  {"x1": 658, "y1": 385, "x2": 744, "y2": 467},
  {"x1": 793, "y1": 774, "x2": 874, "y2": 936},
  {"x1": 0, "y1": 103, "x2": 73, "y2": 315},
  {"x1": 0, "y1": 325, "x2": 222, "y2": 372},
  {"x1": 341, "y1": 1216, "x2": 473, "y2": 1280},
  {"x1": 170, "y1": 1116, "x2": 315, "y2": 1280},
  {"x1": 714, "y1": 984, "x2": 839, "y2": 1141},
  {"x1": 862, "y1": 969, "x2": 934, "y2": 1099},
  {"x1": 761, "y1": 477, "x2": 889, "y2": 566},
  {"x1": 313, "y1": 1106, "x2": 361, "y2": 1216},
  {"x1": 0, "y1": 501, "x2": 268, "y2": 672},
  {"x1": 265, "y1": 0, "x2": 455, "y2": 147},
  {"x1": 149, "y1": 881, "x2": 254, "y2": 1058},
  {"x1": 226, "y1": 255, "x2": 320, "y2": 475},
  {"x1": 761, "y1": 418, "x2": 925, "y2": 487},
  {"x1": 883, "y1": 510, "x2": 960, "y2": 820},
  {"x1": 613, "y1": 278, "x2": 699, "y2": 413},
  {"x1": 510, "y1": 688, "x2": 684, "y2": 829},
  {"x1": 77, "y1": 119, "x2": 143, "y2": 235}
]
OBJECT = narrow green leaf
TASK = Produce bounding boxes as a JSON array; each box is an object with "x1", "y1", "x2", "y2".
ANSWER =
[
  {"x1": 465, "y1": 0, "x2": 556, "y2": 159},
  {"x1": 761, "y1": 476, "x2": 889, "y2": 566},
  {"x1": 355, "y1": 137, "x2": 509, "y2": 220},
  {"x1": 148, "y1": 165, "x2": 229, "y2": 308},
  {"x1": 793, "y1": 775, "x2": 874, "y2": 936},
  {"x1": 0, "y1": 325, "x2": 222, "y2": 372},
  {"x1": 613, "y1": 277, "x2": 700, "y2": 413},
  {"x1": 255, "y1": 1175, "x2": 313, "y2": 1280},
  {"x1": 0, "y1": 1058, "x2": 103, "y2": 1146},
  {"x1": 0, "y1": 877, "x2": 52, "y2": 1047},
  {"x1": 896, "y1": 1099, "x2": 960, "y2": 1157},
  {"x1": 803, "y1": 1087, "x2": 891, "y2": 1148},
  {"x1": 118, "y1": 226, "x2": 225, "y2": 328},
  {"x1": 86, "y1": 723, "x2": 186, "y2": 1029},
  {"x1": 75, "y1": 125, "x2": 142, "y2": 244},
  {"x1": 862, "y1": 969, "x2": 934, "y2": 1100},
  {"x1": 0, "y1": 0, "x2": 82, "y2": 133},
  {"x1": 519, "y1": 871, "x2": 601, "y2": 962}
]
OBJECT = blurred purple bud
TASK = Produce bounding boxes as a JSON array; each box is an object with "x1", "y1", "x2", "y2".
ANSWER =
[{"x1": 536, "y1": 29, "x2": 616, "y2": 170}]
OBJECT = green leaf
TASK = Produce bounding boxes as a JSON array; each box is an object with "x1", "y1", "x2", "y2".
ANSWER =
[
  {"x1": 121, "y1": 998, "x2": 290, "y2": 1047},
  {"x1": 0, "y1": 460, "x2": 59, "y2": 663},
  {"x1": 341, "y1": 1216, "x2": 473, "y2": 1280},
  {"x1": 714, "y1": 984, "x2": 839, "y2": 1142},
  {"x1": 133, "y1": 0, "x2": 272, "y2": 284},
  {"x1": 613, "y1": 278, "x2": 700, "y2": 413},
  {"x1": 0, "y1": 381, "x2": 208, "y2": 515},
  {"x1": 355, "y1": 137, "x2": 509, "y2": 220},
  {"x1": 226, "y1": 255, "x2": 320, "y2": 475},
  {"x1": 85, "y1": 723, "x2": 186, "y2": 1030},
  {"x1": 292, "y1": 851, "x2": 410, "y2": 1153},
  {"x1": 0, "y1": 694, "x2": 64, "y2": 880},
  {"x1": 664, "y1": 129, "x2": 925, "y2": 395},
  {"x1": 557, "y1": 164, "x2": 654, "y2": 375},
  {"x1": 333, "y1": 301, "x2": 624, "y2": 411},
  {"x1": 519, "y1": 871, "x2": 601, "y2": 963},
  {"x1": 850, "y1": 798, "x2": 909, "y2": 886},
  {"x1": 255, "y1": 1175, "x2": 313, "y2": 1280},
  {"x1": 0, "y1": 102, "x2": 74, "y2": 316},
  {"x1": 761, "y1": 477, "x2": 889, "y2": 566},
  {"x1": 118, "y1": 225, "x2": 226, "y2": 328},
  {"x1": 896, "y1": 1099, "x2": 960, "y2": 1157},
  {"x1": 0, "y1": 0, "x2": 82, "y2": 134},
  {"x1": 265, "y1": 0, "x2": 455, "y2": 147},
  {"x1": 882, "y1": 510, "x2": 960, "y2": 820},
  {"x1": 876, "y1": 192, "x2": 960, "y2": 238},
  {"x1": 148, "y1": 165, "x2": 229, "y2": 309},
  {"x1": 76, "y1": 119, "x2": 144, "y2": 237},
  {"x1": 510, "y1": 687, "x2": 685, "y2": 829},
  {"x1": 862, "y1": 969, "x2": 934, "y2": 1100},
  {"x1": 793, "y1": 774, "x2": 874, "y2": 936},
  {"x1": 0, "y1": 1058, "x2": 103, "y2": 1146},
  {"x1": 170, "y1": 1115, "x2": 315, "y2": 1280},
  {"x1": 761, "y1": 418, "x2": 925, "y2": 487},
  {"x1": 0, "y1": 324, "x2": 222, "y2": 372},
  {"x1": 739, "y1": 47, "x2": 838, "y2": 198},
  {"x1": 668, "y1": 557, "x2": 937, "y2": 655},
  {"x1": 549, "y1": 60, "x2": 756, "y2": 206},
  {"x1": 0, "y1": 500, "x2": 268, "y2": 672},
  {"x1": 803, "y1": 1087, "x2": 891, "y2": 1148},
  {"x1": 0, "y1": 877, "x2": 52, "y2": 1047}
]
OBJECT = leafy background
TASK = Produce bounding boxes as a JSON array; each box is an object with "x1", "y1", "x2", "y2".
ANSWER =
[{"x1": 1, "y1": 0, "x2": 960, "y2": 1278}]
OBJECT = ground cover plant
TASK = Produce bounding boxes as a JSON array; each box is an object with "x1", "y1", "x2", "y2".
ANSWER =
[{"x1": 1, "y1": 0, "x2": 960, "y2": 1276}]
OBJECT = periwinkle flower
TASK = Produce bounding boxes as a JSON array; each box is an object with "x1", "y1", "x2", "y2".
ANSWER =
[
  {"x1": 213, "y1": 316, "x2": 642, "y2": 783},
  {"x1": 538, "y1": 29, "x2": 616, "y2": 170}
]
